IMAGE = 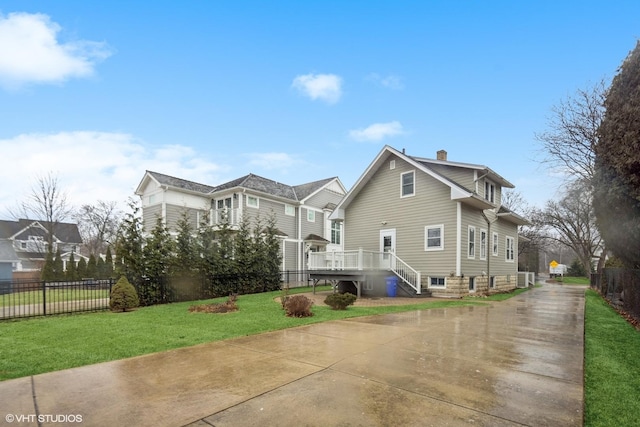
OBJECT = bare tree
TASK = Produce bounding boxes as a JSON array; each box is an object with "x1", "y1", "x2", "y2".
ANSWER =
[
  {"x1": 75, "y1": 200, "x2": 122, "y2": 256},
  {"x1": 10, "y1": 172, "x2": 74, "y2": 253},
  {"x1": 535, "y1": 79, "x2": 607, "y2": 184},
  {"x1": 539, "y1": 180, "x2": 602, "y2": 274}
]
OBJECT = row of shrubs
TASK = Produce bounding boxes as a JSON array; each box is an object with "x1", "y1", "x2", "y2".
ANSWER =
[{"x1": 110, "y1": 275, "x2": 358, "y2": 316}]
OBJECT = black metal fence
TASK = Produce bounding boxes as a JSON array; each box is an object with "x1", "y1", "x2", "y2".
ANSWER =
[
  {"x1": 591, "y1": 268, "x2": 640, "y2": 322},
  {"x1": 0, "y1": 279, "x2": 114, "y2": 320},
  {"x1": 0, "y1": 271, "x2": 315, "y2": 320}
]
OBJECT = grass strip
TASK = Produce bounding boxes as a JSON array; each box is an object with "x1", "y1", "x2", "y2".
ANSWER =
[{"x1": 584, "y1": 289, "x2": 640, "y2": 426}]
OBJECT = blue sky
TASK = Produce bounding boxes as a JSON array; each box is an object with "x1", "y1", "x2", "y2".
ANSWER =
[{"x1": 1, "y1": 1, "x2": 639, "y2": 216}]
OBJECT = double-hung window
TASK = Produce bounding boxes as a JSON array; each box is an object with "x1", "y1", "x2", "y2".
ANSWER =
[
  {"x1": 330, "y1": 221, "x2": 341, "y2": 244},
  {"x1": 425, "y1": 225, "x2": 444, "y2": 251},
  {"x1": 468, "y1": 226, "x2": 476, "y2": 258},
  {"x1": 492, "y1": 232, "x2": 499, "y2": 256},
  {"x1": 480, "y1": 229, "x2": 487, "y2": 260},
  {"x1": 506, "y1": 236, "x2": 515, "y2": 262},
  {"x1": 485, "y1": 180, "x2": 495, "y2": 203},
  {"x1": 401, "y1": 171, "x2": 415, "y2": 197}
]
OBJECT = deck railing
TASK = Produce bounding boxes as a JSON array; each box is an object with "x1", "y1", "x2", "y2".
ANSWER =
[{"x1": 308, "y1": 249, "x2": 421, "y2": 294}]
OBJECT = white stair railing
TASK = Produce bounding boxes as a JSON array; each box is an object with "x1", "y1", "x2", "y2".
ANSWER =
[
  {"x1": 307, "y1": 249, "x2": 422, "y2": 295},
  {"x1": 388, "y1": 252, "x2": 421, "y2": 295}
]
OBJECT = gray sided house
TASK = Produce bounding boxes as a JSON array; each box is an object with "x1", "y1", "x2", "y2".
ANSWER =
[
  {"x1": 135, "y1": 171, "x2": 347, "y2": 274},
  {"x1": 323, "y1": 145, "x2": 528, "y2": 298},
  {"x1": 0, "y1": 219, "x2": 83, "y2": 273}
]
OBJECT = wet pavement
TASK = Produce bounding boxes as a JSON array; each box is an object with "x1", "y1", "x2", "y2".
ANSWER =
[{"x1": 0, "y1": 283, "x2": 585, "y2": 426}]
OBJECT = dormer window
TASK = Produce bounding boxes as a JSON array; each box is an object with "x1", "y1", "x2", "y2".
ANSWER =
[{"x1": 484, "y1": 180, "x2": 495, "y2": 203}]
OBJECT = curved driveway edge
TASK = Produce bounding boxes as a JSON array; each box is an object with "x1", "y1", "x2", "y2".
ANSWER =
[{"x1": 0, "y1": 284, "x2": 584, "y2": 426}]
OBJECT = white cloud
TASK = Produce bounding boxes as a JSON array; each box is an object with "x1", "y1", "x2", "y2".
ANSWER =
[
  {"x1": 291, "y1": 73, "x2": 342, "y2": 104},
  {"x1": 366, "y1": 73, "x2": 404, "y2": 90},
  {"x1": 349, "y1": 121, "x2": 405, "y2": 142},
  {"x1": 246, "y1": 152, "x2": 300, "y2": 171},
  {"x1": 0, "y1": 12, "x2": 112, "y2": 90},
  {"x1": 0, "y1": 132, "x2": 225, "y2": 215}
]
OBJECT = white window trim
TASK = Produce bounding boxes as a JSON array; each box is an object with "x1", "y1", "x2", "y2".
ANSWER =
[
  {"x1": 506, "y1": 236, "x2": 515, "y2": 262},
  {"x1": 492, "y1": 232, "x2": 499, "y2": 256},
  {"x1": 424, "y1": 224, "x2": 444, "y2": 251},
  {"x1": 428, "y1": 276, "x2": 446, "y2": 289},
  {"x1": 485, "y1": 179, "x2": 495, "y2": 203},
  {"x1": 480, "y1": 229, "x2": 487, "y2": 260},
  {"x1": 468, "y1": 226, "x2": 476, "y2": 259},
  {"x1": 284, "y1": 204, "x2": 295, "y2": 216},
  {"x1": 307, "y1": 209, "x2": 315, "y2": 222},
  {"x1": 246, "y1": 195, "x2": 259, "y2": 208},
  {"x1": 400, "y1": 170, "x2": 415, "y2": 198}
]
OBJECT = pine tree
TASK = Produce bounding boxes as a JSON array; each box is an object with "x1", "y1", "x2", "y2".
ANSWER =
[
  {"x1": 66, "y1": 252, "x2": 79, "y2": 281},
  {"x1": 53, "y1": 248, "x2": 64, "y2": 281},
  {"x1": 114, "y1": 199, "x2": 145, "y2": 289},
  {"x1": 77, "y1": 257, "x2": 87, "y2": 279},
  {"x1": 141, "y1": 217, "x2": 175, "y2": 305},
  {"x1": 109, "y1": 276, "x2": 140, "y2": 312},
  {"x1": 41, "y1": 250, "x2": 55, "y2": 281},
  {"x1": 104, "y1": 247, "x2": 114, "y2": 279},
  {"x1": 86, "y1": 254, "x2": 98, "y2": 278},
  {"x1": 96, "y1": 256, "x2": 106, "y2": 279},
  {"x1": 171, "y1": 211, "x2": 200, "y2": 301}
]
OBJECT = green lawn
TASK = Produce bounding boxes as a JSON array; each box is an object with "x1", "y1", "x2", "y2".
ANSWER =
[
  {"x1": 0, "y1": 289, "x2": 110, "y2": 307},
  {"x1": 0, "y1": 287, "x2": 484, "y2": 381},
  {"x1": 584, "y1": 289, "x2": 640, "y2": 427},
  {"x1": 556, "y1": 276, "x2": 590, "y2": 285}
]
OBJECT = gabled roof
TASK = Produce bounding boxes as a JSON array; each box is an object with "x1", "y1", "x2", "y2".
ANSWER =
[
  {"x1": 136, "y1": 171, "x2": 216, "y2": 195},
  {"x1": 0, "y1": 219, "x2": 82, "y2": 243},
  {"x1": 293, "y1": 177, "x2": 340, "y2": 201},
  {"x1": 331, "y1": 145, "x2": 496, "y2": 220}
]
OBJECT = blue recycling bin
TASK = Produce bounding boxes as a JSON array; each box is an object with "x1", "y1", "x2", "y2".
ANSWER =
[{"x1": 386, "y1": 276, "x2": 397, "y2": 297}]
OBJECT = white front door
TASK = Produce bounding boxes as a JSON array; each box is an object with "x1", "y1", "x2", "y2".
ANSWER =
[{"x1": 379, "y1": 229, "x2": 396, "y2": 269}]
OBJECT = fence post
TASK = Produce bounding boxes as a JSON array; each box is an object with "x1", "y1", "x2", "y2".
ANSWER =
[
  {"x1": 42, "y1": 281, "x2": 46, "y2": 316},
  {"x1": 358, "y1": 248, "x2": 363, "y2": 271}
]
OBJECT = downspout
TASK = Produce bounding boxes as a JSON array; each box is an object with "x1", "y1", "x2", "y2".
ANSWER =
[
  {"x1": 298, "y1": 203, "x2": 303, "y2": 272},
  {"x1": 456, "y1": 202, "x2": 462, "y2": 276}
]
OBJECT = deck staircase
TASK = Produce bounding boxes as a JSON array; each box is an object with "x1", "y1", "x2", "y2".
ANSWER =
[{"x1": 308, "y1": 249, "x2": 427, "y2": 297}]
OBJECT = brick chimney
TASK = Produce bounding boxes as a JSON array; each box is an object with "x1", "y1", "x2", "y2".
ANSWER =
[{"x1": 437, "y1": 150, "x2": 447, "y2": 161}]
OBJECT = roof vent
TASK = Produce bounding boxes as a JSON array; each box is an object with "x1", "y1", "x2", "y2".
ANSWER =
[{"x1": 437, "y1": 150, "x2": 447, "y2": 161}]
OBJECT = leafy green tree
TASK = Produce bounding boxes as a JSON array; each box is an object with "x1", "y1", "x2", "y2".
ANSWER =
[
  {"x1": 141, "y1": 217, "x2": 175, "y2": 305},
  {"x1": 594, "y1": 41, "x2": 640, "y2": 268},
  {"x1": 234, "y1": 214, "x2": 256, "y2": 294},
  {"x1": 66, "y1": 252, "x2": 79, "y2": 281}
]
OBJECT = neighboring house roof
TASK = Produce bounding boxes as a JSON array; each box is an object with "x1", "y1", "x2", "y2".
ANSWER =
[
  {"x1": 213, "y1": 174, "x2": 298, "y2": 200},
  {"x1": 304, "y1": 234, "x2": 330, "y2": 244},
  {"x1": 138, "y1": 170, "x2": 346, "y2": 204},
  {"x1": 0, "y1": 240, "x2": 19, "y2": 262},
  {"x1": 293, "y1": 177, "x2": 340, "y2": 201},
  {"x1": 0, "y1": 219, "x2": 82, "y2": 244},
  {"x1": 331, "y1": 145, "x2": 496, "y2": 220},
  {"x1": 137, "y1": 171, "x2": 217, "y2": 195}
]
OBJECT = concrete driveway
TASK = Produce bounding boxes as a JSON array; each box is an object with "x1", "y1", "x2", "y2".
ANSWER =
[{"x1": 0, "y1": 283, "x2": 584, "y2": 426}]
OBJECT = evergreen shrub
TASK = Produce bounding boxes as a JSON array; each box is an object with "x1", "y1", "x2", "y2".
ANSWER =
[
  {"x1": 110, "y1": 276, "x2": 140, "y2": 312},
  {"x1": 324, "y1": 292, "x2": 357, "y2": 310}
]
